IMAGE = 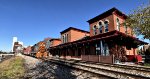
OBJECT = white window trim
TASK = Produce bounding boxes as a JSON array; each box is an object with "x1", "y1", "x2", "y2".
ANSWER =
[
  {"x1": 62, "y1": 35, "x2": 64, "y2": 43},
  {"x1": 99, "y1": 22, "x2": 103, "y2": 33},
  {"x1": 64, "y1": 34, "x2": 66, "y2": 43},
  {"x1": 97, "y1": 20, "x2": 104, "y2": 28},
  {"x1": 124, "y1": 25, "x2": 128, "y2": 34},
  {"x1": 93, "y1": 25, "x2": 97, "y2": 35},
  {"x1": 116, "y1": 18, "x2": 120, "y2": 31},
  {"x1": 104, "y1": 19, "x2": 109, "y2": 23},
  {"x1": 66, "y1": 34, "x2": 68, "y2": 42},
  {"x1": 104, "y1": 21, "x2": 109, "y2": 33}
]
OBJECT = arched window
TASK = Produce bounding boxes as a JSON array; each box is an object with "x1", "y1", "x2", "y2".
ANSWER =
[
  {"x1": 99, "y1": 22, "x2": 103, "y2": 33},
  {"x1": 104, "y1": 21, "x2": 109, "y2": 32},
  {"x1": 66, "y1": 34, "x2": 68, "y2": 42},
  {"x1": 124, "y1": 25, "x2": 127, "y2": 34},
  {"x1": 64, "y1": 34, "x2": 66, "y2": 43},
  {"x1": 116, "y1": 18, "x2": 120, "y2": 31},
  {"x1": 62, "y1": 36, "x2": 64, "y2": 43},
  {"x1": 93, "y1": 25, "x2": 97, "y2": 35}
]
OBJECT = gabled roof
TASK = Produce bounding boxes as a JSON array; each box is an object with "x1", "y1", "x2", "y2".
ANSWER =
[
  {"x1": 60, "y1": 27, "x2": 90, "y2": 34},
  {"x1": 50, "y1": 38, "x2": 61, "y2": 41},
  {"x1": 87, "y1": 7, "x2": 127, "y2": 24}
]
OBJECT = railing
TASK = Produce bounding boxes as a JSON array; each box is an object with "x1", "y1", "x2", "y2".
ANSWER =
[{"x1": 81, "y1": 55, "x2": 113, "y2": 64}]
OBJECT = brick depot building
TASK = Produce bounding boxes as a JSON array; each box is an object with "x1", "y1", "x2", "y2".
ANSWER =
[{"x1": 49, "y1": 8, "x2": 147, "y2": 64}]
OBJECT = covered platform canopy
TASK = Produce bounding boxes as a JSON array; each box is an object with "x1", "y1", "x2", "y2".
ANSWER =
[{"x1": 50, "y1": 30, "x2": 148, "y2": 50}]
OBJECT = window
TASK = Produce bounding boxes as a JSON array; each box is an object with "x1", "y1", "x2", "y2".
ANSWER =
[
  {"x1": 64, "y1": 34, "x2": 66, "y2": 43},
  {"x1": 99, "y1": 22, "x2": 103, "y2": 33},
  {"x1": 124, "y1": 25, "x2": 127, "y2": 34},
  {"x1": 93, "y1": 25, "x2": 97, "y2": 35},
  {"x1": 66, "y1": 34, "x2": 68, "y2": 42},
  {"x1": 104, "y1": 21, "x2": 109, "y2": 32},
  {"x1": 95, "y1": 43, "x2": 100, "y2": 55},
  {"x1": 104, "y1": 43, "x2": 109, "y2": 56},
  {"x1": 116, "y1": 18, "x2": 120, "y2": 31},
  {"x1": 100, "y1": 41, "x2": 109, "y2": 56},
  {"x1": 100, "y1": 41, "x2": 105, "y2": 56},
  {"x1": 62, "y1": 36, "x2": 64, "y2": 43},
  {"x1": 62, "y1": 34, "x2": 68, "y2": 43}
]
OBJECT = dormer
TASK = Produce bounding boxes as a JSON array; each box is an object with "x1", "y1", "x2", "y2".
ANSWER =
[
  {"x1": 60, "y1": 27, "x2": 90, "y2": 44},
  {"x1": 87, "y1": 7, "x2": 132, "y2": 36}
]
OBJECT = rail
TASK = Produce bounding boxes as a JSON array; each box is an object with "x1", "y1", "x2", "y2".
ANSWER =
[{"x1": 47, "y1": 58, "x2": 150, "y2": 79}]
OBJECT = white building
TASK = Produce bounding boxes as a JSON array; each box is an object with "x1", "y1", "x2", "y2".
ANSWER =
[
  {"x1": 12, "y1": 37, "x2": 17, "y2": 52},
  {"x1": 12, "y1": 37, "x2": 24, "y2": 53}
]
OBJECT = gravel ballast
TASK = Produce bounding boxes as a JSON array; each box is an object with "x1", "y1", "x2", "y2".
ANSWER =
[{"x1": 22, "y1": 55, "x2": 110, "y2": 79}]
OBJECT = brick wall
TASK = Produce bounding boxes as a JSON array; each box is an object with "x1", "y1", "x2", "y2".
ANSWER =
[
  {"x1": 61, "y1": 29, "x2": 90, "y2": 43},
  {"x1": 51, "y1": 39, "x2": 61, "y2": 47},
  {"x1": 89, "y1": 15, "x2": 115, "y2": 36},
  {"x1": 70, "y1": 30, "x2": 90, "y2": 42},
  {"x1": 89, "y1": 12, "x2": 133, "y2": 37},
  {"x1": 113, "y1": 14, "x2": 133, "y2": 36},
  {"x1": 88, "y1": 11, "x2": 136, "y2": 56},
  {"x1": 53, "y1": 40, "x2": 61, "y2": 46},
  {"x1": 61, "y1": 31, "x2": 71, "y2": 43}
]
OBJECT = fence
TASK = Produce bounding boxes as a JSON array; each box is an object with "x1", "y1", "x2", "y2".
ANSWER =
[{"x1": 81, "y1": 55, "x2": 114, "y2": 64}]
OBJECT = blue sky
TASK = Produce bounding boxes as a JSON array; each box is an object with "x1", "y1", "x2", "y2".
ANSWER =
[{"x1": 0, "y1": 0, "x2": 149, "y2": 52}]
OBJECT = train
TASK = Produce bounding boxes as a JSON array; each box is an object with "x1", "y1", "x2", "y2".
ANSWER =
[{"x1": 23, "y1": 41, "x2": 49, "y2": 58}]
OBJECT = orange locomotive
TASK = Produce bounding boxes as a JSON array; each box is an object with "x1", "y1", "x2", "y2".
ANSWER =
[{"x1": 36, "y1": 41, "x2": 48, "y2": 58}]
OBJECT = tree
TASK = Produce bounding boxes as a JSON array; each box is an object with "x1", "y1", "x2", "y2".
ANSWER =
[{"x1": 124, "y1": 3, "x2": 150, "y2": 39}]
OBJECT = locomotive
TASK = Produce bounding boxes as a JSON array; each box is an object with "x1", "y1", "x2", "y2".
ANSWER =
[{"x1": 35, "y1": 41, "x2": 48, "y2": 58}]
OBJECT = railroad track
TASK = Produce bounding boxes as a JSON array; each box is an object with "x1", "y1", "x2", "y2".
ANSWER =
[
  {"x1": 45, "y1": 58, "x2": 150, "y2": 79},
  {"x1": 54, "y1": 58, "x2": 150, "y2": 72},
  {"x1": 45, "y1": 59, "x2": 115, "y2": 79},
  {"x1": 29, "y1": 55, "x2": 150, "y2": 79},
  {"x1": 95, "y1": 62, "x2": 150, "y2": 72}
]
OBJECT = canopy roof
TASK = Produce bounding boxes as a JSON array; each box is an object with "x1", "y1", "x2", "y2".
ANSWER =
[{"x1": 50, "y1": 30, "x2": 148, "y2": 49}]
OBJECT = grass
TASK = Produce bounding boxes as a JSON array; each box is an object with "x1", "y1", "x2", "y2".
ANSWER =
[
  {"x1": 0, "y1": 56, "x2": 25, "y2": 79},
  {"x1": 144, "y1": 63, "x2": 150, "y2": 67}
]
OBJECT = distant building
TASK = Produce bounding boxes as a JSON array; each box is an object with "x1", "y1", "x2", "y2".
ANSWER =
[
  {"x1": 12, "y1": 37, "x2": 17, "y2": 52},
  {"x1": 12, "y1": 37, "x2": 24, "y2": 53},
  {"x1": 13, "y1": 42, "x2": 23, "y2": 53},
  {"x1": 18, "y1": 41, "x2": 23, "y2": 46},
  {"x1": 23, "y1": 46, "x2": 32, "y2": 55}
]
